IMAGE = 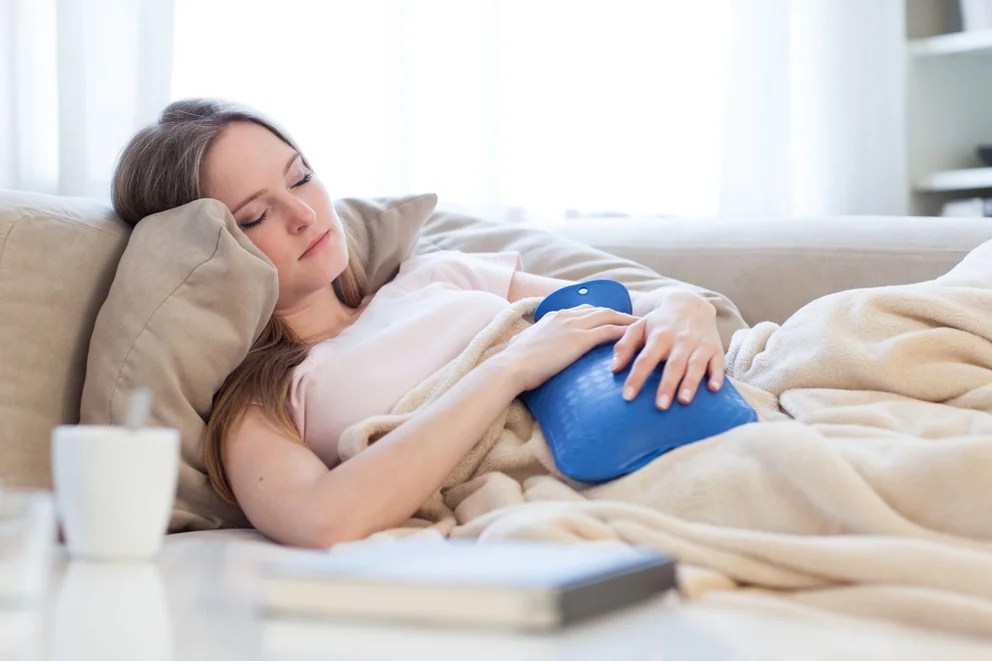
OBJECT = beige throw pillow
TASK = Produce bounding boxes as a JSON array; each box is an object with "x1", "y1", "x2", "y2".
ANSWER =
[
  {"x1": 80, "y1": 198, "x2": 277, "y2": 531},
  {"x1": 336, "y1": 194, "x2": 439, "y2": 291},
  {"x1": 81, "y1": 193, "x2": 437, "y2": 532}
]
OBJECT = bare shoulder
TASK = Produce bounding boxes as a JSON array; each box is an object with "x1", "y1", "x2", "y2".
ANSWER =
[
  {"x1": 224, "y1": 406, "x2": 326, "y2": 480},
  {"x1": 227, "y1": 404, "x2": 295, "y2": 449},
  {"x1": 222, "y1": 405, "x2": 332, "y2": 546}
]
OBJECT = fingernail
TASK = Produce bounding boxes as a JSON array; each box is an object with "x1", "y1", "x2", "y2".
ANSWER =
[
  {"x1": 623, "y1": 386, "x2": 635, "y2": 401},
  {"x1": 680, "y1": 388, "x2": 692, "y2": 403},
  {"x1": 611, "y1": 356, "x2": 620, "y2": 371},
  {"x1": 710, "y1": 379, "x2": 721, "y2": 391},
  {"x1": 657, "y1": 394, "x2": 670, "y2": 410}
]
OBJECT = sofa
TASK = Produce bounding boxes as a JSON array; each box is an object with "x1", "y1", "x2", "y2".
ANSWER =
[
  {"x1": 7, "y1": 189, "x2": 992, "y2": 654},
  {"x1": 3, "y1": 187, "x2": 992, "y2": 514}
]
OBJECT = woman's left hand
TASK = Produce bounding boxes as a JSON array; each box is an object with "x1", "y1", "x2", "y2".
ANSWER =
[{"x1": 610, "y1": 291, "x2": 725, "y2": 410}]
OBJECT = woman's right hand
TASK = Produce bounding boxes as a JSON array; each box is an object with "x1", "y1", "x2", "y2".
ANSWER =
[{"x1": 498, "y1": 305, "x2": 639, "y2": 392}]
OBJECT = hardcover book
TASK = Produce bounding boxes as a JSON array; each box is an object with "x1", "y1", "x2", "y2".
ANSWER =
[{"x1": 260, "y1": 540, "x2": 676, "y2": 630}]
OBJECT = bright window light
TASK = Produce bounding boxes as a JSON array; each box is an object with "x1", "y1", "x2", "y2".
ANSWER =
[{"x1": 172, "y1": 1, "x2": 731, "y2": 220}]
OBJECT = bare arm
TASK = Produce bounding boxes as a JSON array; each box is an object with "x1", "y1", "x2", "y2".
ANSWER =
[{"x1": 225, "y1": 306, "x2": 635, "y2": 549}]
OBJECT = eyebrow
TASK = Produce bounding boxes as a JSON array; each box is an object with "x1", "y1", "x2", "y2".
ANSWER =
[{"x1": 231, "y1": 151, "x2": 301, "y2": 214}]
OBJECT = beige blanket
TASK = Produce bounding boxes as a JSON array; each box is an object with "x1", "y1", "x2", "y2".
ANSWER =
[{"x1": 338, "y1": 239, "x2": 992, "y2": 637}]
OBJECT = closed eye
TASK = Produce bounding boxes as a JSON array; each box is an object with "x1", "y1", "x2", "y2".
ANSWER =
[
  {"x1": 240, "y1": 211, "x2": 267, "y2": 230},
  {"x1": 239, "y1": 172, "x2": 312, "y2": 230}
]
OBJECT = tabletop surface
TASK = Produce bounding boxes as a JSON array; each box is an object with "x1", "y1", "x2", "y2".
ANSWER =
[{"x1": 4, "y1": 529, "x2": 991, "y2": 661}]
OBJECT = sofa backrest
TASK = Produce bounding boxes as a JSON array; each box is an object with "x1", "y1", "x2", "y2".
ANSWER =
[
  {"x1": 553, "y1": 215, "x2": 992, "y2": 325},
  {"x1": 0, "y1": 190, "x2": 128, "y2": 490}
]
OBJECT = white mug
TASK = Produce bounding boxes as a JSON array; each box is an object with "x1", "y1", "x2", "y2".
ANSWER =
[{"x1": 51, "y1": 425, "x2": 180, "y2": 561}]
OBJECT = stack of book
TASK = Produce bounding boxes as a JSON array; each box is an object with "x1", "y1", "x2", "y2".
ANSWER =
[{"x1": 941, "y1": 198, "x2": 992, "y2": 217}]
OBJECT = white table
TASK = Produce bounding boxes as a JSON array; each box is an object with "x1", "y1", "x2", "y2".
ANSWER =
[{"x1": 6, "y1": 530, "x2": 991, "y2": 660}]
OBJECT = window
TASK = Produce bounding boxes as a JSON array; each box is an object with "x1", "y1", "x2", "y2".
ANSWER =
[{"x1": 173, "y1": 1, "x2": 732, "y2": 220}]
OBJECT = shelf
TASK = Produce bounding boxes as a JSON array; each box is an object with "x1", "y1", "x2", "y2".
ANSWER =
[
  {"x1": 915, "y1": 167, "x2": 992, "y2": 192},
  {"x1": 909, "y1": 29, "x2": 992, "y2": 56}
]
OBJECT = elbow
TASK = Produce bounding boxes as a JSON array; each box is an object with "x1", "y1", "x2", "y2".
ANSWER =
[
  {"x1": 300, "y1": 520, "x2": 369, "y2": 550},
  {"x1": 259, "y1": 512, "x2": 367, "y2": 550},
  {"x1": 300, "y1": 507, "x2": 414, "y2": 549}
]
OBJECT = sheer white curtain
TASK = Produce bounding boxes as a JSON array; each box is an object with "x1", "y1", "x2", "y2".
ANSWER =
[
  {"x1": 720, "y1": 0, "x2": 908, "y2": 217},
  {"x1": 173, "y1": 0, "x2": 734, "y2": 221},
  {"x1": 3, "y1": 0, "x2": 907, "y2": 217},
  {"x1": 0, "y1": 0, "x2": 173, "y2": 197}
]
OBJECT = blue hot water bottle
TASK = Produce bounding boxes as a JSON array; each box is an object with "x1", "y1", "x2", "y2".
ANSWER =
[{"x1": 518, "y1": 280, "x2": 758, "y2": 483}]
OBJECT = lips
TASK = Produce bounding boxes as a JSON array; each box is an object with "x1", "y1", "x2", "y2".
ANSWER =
[{"x1": 300, "y1": 231, "x2": 330, "y2": 259}]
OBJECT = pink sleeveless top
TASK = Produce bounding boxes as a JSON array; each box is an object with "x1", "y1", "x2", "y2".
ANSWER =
[{"x1": 287, "y1": 250, "x2": 522, "y2": 468}]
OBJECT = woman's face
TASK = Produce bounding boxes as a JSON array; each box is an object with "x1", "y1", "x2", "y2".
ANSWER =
[{"x1": 202, "y1": 121, "x2": 349, "y2": 312}]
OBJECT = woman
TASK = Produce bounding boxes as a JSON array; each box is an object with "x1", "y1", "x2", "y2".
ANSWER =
[{"x1": 112, "y1": 98, "x2": 726, "y2": 548}]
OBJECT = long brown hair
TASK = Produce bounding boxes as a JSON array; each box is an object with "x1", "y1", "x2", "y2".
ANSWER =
[{"x1": 111, "y1": 98, "x2": 368, "y2": 505}]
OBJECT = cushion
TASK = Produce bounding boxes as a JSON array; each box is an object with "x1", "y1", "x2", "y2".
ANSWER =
[
  {"x1": 417, "y1": 210, "x2": 748, "y2": 348},
  {"x1": 335, "y1": 194, "x2": 439, "y2": 291},
  {"x1": 80, "y1": 193, "x2": 438, "y2": 532},
  {"x1": 0, "y1": 190, "x2": 129, "y2": 492},
  {"x1": 80, "y1": 198, "x2": 276, "y2": 530}
]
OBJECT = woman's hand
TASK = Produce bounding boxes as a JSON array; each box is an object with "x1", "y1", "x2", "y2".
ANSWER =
[
  {"x1": 500, "y1": 305, "x2": 639, "y2": 392},
  {"x1": 611, "y1": 291, "x2": 724, "y2": 410}
]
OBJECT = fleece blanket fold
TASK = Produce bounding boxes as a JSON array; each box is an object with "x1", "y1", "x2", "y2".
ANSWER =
[{"x1": 337, "y1": 238, "x2": 992, "y2": 637}]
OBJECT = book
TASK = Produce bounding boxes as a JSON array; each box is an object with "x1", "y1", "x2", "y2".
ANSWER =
[
  {"x1": 941, "y1": 197, "x2": 992, "y2": 217},
  {"x1": 260, "y1": 540, "x2": 676, "y2": 631}
]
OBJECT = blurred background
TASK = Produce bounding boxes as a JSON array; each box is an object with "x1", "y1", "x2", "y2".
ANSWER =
[{"x1": 1, "y1": 0, "x2": 989, "y2": 222}]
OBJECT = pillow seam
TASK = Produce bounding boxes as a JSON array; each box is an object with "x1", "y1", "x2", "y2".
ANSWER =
[
  {"x1": 0, "y1": 218, "x2": 21, "y2": 302},
  {"x1": 106, "y1": 224, "x2": 227, "y2": 422}
]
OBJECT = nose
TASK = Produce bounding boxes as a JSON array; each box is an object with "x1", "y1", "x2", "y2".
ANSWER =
[{"x1": 287, "y1": 195, "x2": 316, "y2": 233}]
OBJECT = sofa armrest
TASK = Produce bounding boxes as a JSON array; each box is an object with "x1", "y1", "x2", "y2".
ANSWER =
[{"x1": 546, "y1": 215, "x2": 992, "y2": 325}]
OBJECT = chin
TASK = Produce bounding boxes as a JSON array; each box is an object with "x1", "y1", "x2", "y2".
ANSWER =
[{"x1": 321, "y1": 254, "x2": 350, "y2": 284}]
